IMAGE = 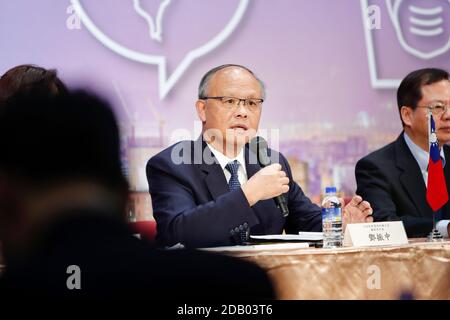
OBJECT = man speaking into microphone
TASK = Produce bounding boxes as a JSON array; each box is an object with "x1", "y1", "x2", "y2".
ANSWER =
[{"x1": 146, "y1": 64, "x2": 373, "y2": 248}]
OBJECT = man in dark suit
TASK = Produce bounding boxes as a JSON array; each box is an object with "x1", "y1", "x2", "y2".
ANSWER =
[
  {"x1": 147, "y1": 64, "x2": 373, "y2": 248},
  {"x1": 0, "y1": 69, "x2": 274, "y2": 300},
  {"x1": 356, "y1": 68, "x2": 450, "y2": 238}
]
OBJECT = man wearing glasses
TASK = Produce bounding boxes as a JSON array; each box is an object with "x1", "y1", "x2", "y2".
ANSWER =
[
  {"x1": 356, "y1": 68, "x2": 450, "y2": 238},
  {"x1": 147, "y1": 64, "x2": 373, "y2": 248}
]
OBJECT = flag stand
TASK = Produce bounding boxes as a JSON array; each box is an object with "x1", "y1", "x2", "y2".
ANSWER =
[{"x1": 427, "y1": 218, "x2": 444, "y2": 242}]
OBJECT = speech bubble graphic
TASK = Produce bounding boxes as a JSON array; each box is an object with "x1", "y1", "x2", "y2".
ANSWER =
[
  {"x1": 386, "y1": 0, "x2": 450, "y2": 60},
  {"x1": 71, "y1": 0, "x2": 249, "y2": 99}
]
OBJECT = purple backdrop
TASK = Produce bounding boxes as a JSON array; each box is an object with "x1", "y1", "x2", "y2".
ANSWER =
[{"x1": 1, "y1": 0, "x2": 449, "y2": 214}]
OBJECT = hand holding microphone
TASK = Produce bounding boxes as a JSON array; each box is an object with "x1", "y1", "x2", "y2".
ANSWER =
[
  {"x1": 241, "y1": 163, "x2": 290, "y2": 206},
  {"x1": 241, "y1": 136, "x2": 290, "y2": 217}
]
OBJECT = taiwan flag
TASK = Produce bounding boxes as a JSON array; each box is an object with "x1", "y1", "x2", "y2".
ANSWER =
[{"x1": 426, "y1": 113, "x2": 448, "y2": 211}]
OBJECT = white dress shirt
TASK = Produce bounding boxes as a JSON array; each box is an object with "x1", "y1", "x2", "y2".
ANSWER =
[
  {"x1": 404, "y1": 132, "x2": 449, "y2": 237},
  {"x1": 206, "y1": 142, "x2": 248, "y2": 186}
]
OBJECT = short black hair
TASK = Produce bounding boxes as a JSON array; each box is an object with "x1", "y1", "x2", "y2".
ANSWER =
[
  {"x1": 397, "y1": 68, "x2": 449, "y2": 127},
  {"x1": 0, "y1": 90, "x2": 128, "y2": 195},
  {"x1": 0, "y1": 64, "x2": 68, "y2": 105}
]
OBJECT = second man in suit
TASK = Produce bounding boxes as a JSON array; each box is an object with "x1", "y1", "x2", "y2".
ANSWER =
[{"x1": 356, "y1": 68, "x2": 450, "y2": 238}]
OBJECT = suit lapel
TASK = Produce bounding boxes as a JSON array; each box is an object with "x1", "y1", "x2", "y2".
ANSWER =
[
  {"x1": 194, "y1": 137, "x2": 230, "y2": 200},
  {"x1": 395, "y1": 134, "x2": 434, "y2": 218}
]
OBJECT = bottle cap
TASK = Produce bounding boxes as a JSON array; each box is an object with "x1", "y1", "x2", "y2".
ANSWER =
[{"x1": 325, "y1": 186, "x2": 337, "y2": 194}]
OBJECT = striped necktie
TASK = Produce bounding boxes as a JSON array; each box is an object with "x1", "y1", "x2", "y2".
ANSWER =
[{"x1": 225, "y1": 160, "x2": 241, "y2": 191}]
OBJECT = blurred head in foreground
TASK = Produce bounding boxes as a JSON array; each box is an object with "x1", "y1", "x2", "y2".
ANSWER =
[
  {"x1": 0, "y1": 68, "x2": 128, "y2": 259},
  {"x1": 0, "y1": 65, "x2": 274, "y2": 300}
]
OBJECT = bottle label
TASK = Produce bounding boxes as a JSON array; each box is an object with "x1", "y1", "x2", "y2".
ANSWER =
[{"x1": 322, "y1": 207, "x2": 342, "y2": 222}]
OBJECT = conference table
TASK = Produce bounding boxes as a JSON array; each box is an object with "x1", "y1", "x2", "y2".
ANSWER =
[
  {"x1": 0, "y1": 240, "x2": 448, "y2": 300},
  {"x1": 204, "y1": 239, "x2": 450, "y2": 300}
]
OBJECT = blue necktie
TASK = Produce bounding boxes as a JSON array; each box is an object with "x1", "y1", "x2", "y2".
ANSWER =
[{"x1": 225, "y1": 160, "x2": 241, "y2": 191}]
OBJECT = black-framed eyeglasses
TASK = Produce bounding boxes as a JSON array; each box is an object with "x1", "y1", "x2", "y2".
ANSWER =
[
  {"x1": 416, "y1": 103, "x2": 449, "y2": 117},
  {"x1": 200, "y1": 96, "x2": 264, "y2": 111}
]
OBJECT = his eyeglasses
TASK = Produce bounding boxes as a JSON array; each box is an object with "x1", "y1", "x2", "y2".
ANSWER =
[
  {"x1": 200, "y1": 96, "x2": 264, "y2": 111},
  {"x1": 416, "y1": 103, "x2": 449, "y2": 117}
]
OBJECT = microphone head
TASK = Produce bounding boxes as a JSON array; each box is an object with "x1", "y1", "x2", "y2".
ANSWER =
[
  {"x1": 249, "y1": 136, "x2": 271, "y2": 167},
  {"x1": 249, "y1": 136, "x2": 267, "y2": 152}
]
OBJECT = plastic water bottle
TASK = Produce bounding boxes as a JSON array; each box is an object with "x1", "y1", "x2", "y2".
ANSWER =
[{"x1": 321, "y1": 186, "x2": 343, "y2": 248}]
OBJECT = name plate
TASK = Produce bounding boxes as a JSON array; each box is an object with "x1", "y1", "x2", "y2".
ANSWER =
[{"x1": 343, "y1": 221, "x2": 408, "y2": 247}]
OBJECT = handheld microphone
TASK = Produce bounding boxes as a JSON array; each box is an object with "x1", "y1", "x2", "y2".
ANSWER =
[{"x1": 249, "y1": 136, "x2": 289, "y2": 218}]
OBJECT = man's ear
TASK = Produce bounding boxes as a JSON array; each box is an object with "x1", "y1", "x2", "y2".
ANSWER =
[
  {"x1": 196, "y1": 99, "x2": 207, "y2": 123},
  {"x1": 400, "y1": 106, "x2": 413, "y2": 127}
]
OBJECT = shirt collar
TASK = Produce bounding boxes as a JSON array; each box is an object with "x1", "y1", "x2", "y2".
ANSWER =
[
  {"x1": 403, "y1": 132, "x2": 446, "y2": 171},
  {"x1": 206, "y1": 142, "x2": 246, "y2": 171}
]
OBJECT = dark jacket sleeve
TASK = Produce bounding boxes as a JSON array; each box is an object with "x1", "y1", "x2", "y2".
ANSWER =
[
  {"x1": 146, "y1": 156, "x2": 259, "y2": 248},
  {"x1": 355, "y1": 157, "x2": 432, "y2": 237},
  {"x1": 279, "y1": 153, "x2": 322, "y2": 233}
]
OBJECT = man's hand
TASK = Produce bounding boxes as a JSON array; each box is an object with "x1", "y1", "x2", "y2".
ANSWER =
[
  {"x1": 241, "y1": 163, "x2": 289, "y2": 206},
  {"x1": 340, "y1": 195, "x2": 373, "y2": 231}
]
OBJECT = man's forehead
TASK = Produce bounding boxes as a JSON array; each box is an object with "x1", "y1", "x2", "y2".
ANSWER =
[
  {"x1": 421, "y1": 80, "x2": 450, "y2": 98},
  {"x1": 208, "y1": 67, "x2": 260, "y2": 92},
  {"x1": 212, "y1": 67, "x2": 256, "y2": 82},
  {"x1": 422, "y1": 79, "x2": 450, "y2": 89}
]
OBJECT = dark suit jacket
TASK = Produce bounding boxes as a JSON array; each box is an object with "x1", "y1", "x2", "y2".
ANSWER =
[
  {"x1": 355, "y1": 133, "x2": 450, "y2": 237},
  {"x1": 0, "y1": 207, "x2": 274, "y2": 300},
  {"x1": 146, "y1": 138, "x2": 321, "y2": 248}
]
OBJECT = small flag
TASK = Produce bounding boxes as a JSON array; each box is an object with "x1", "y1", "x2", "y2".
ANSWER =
[{"x1": 426, "y1": 112, "x2": 448, "y2": 211}]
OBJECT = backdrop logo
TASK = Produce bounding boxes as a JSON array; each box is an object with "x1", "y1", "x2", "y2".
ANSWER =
[
  {"x1": 387, "y1": 0, "x2": 450, "y2": 60},
  {"x1": 133, "y1": 0, "x2": 171, "y2": 43},
  {"x1": 71, "y1": 0, "x2": 249, "y2": 99},
  {"x1": 361, "y1": 0, "x2": 450, "y2": 89}
]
